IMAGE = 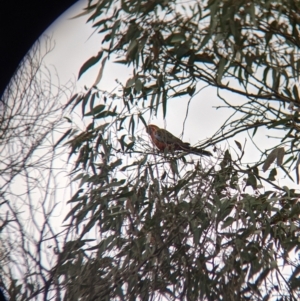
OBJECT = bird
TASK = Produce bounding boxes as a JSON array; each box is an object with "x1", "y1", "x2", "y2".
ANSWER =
[{"x1": 146, "y1": 124, "x2": 212, "y2": 156}]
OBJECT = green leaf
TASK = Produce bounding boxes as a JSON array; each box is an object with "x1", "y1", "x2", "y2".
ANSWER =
[
  {"x1": 126, "y1": 40, "x2": 138, "y2": 61},
  {"x1": 85, "y1": 104, "x2": 106, "y2": 116},
  {"x1": 138, "y1": 114, "x2": 148, "y2": 129},
  {"x1": 105, "y1": 179, "x2": 126, "y2": 188},
  {"x1": 135, "y1": 78, "x2": 143, "y2": 93},
  {"x1": 64, "y1": 117, "x2": 72, "y2": 123},
  {"x1": 94, "y1": 110, "x2": 118, "y2": 119},
  {"x1": 199, "y1": 32, "x2": 211, "y2": 50},
  {"x1": 222, "y1": 216, "x2": 235, "y2": 229},
  {"x1": 235, "y1": 140, "x2": 242, "y2": 151},
  {"x1": 268, "y1": 168, "x2": 277, "y2": 181},
  {"x1": 114, "y1": 60, "x2": 128, "y2": 64},
  {"x1": 162, "y1": 91, "x2": 167, "y2": 118},
  {"x1": 172, "y1": 90, "x2": 188, "y2": 98},
  {"x1": 126, "y1": 77, "x2": 135, "y2": 88},
  {"x1": 217, "y1": 199, "x2": 235, "y2": 223},
  {"x1": 53, "y1": 129, "x2": 72, "y2": 149},
  {"x1": 121, "y1": 156, "x2": 147, "y2": 171},
  {"x1": 193, "y1": 227, "x2": 200, "y2": 246},
  {"x1": 276, "y1": 147, "x2": 285, "y2": 166},
  {"x1": 80, "y1": 174, "x2": 91, "y2": 187},
  {"x1": 93, "y1": 56, "x2": 108, "y2": 86},
  {"x1": 217, "y1": 57, "x2": 227, "y2": 84},
  {"x1": 70, "y1": 95, "x2": 84, "y2": 111},
  {"x1": 280, "y1": 166, "x2": 294, "y2": 182},
  {"x1": 129, "y1": 115, "x2": 135, "y2": 137},
  {"x1": 187, "y1": 86, "x2": 196, "y2": 96},
  {"x1": 246, "y1": 173, "x2": 257, "y2": 189},
  {"x1": 78, "y1": 51, "x2": 103, "y2": 80},
  {"x1": 64, "y1": 93, "x2": 79, "y2": 109},
  {"x1": 89, "y1": 93, "x2": 96, "y2": 112},
  {"x1": 64, "y1": 203, "x2": 83, "y2": 222},
  {"x1": 293, "y1": 85, "x2": 300, "y2": 102},
  {"x1": 263, "y1": 147, "x2": 285, "y2": 172},
  {"x1": 252, "y1": 126, "x2": 258, "y2": 137},
  {"x1": 81, "y1": 91, "x2": 91, "y2": 116},
  {"x1": 295, "y1": 154, "x2": 300, "y2": 184},
  {"x1": 170, "y1": 159, "x2": 178, "y2": 175},
  {"x1": 169, "y1": 33, "x2": 186, "y2": 44},
  {"x1": 272, "y1": 69, "x2": 279, "y2": 91}
]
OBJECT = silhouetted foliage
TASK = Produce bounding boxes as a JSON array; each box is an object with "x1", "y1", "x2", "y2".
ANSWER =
[{"x1": 55, "y1": 1, "x2": 300, "y2": 300}]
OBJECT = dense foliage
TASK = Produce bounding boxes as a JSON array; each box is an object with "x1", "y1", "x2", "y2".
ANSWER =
[{"x1": 54, "y1": 1, "x2": 300, "y2": 300}]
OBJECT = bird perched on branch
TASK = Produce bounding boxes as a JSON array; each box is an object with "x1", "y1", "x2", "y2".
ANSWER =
[{"x1": 146, "y1": 124, "x2": 212, "y2": 156}]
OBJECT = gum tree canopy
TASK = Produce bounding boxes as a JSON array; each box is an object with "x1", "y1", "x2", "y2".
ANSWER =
[{"x1": 56, "y1": 1, "x2": 300, "y2": 300}]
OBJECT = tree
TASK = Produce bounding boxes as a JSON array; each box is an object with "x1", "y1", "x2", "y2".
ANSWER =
[
  {"x1": 39, "y1": 1, "x2": 300, "y2": 300},
  {"x1": 0, "y1": 38, "x2": 74, "y2": 300}
]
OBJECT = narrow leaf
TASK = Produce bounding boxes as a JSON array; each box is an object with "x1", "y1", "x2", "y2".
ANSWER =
[
  {"x1": 234, "y1": 140, "x2": 242, "y2": 151},
  {"x1": 217, "y1": 57, "x2": 227, "y2": 84},
  {"x1": 293, "y1": 85, "x2": 300, "y2": 102},
  {"x1": 296, "y1": 153, "x2": 300, "y2": 184},
  {"x1": 53, "y1": 129, "x2": 72, "y2": 149},
  {"x1": 93, "y1": 56, "x2": 108, "y2": 86},
  {"x1": 85, "y1": 104, "x2": 106, "y2": 116},
  {"x1": 280, "y1": 166, "x2": 294, "y2": 182},
  {"x1": 263, "y1": 148, "x2": 278, "y2": 172},
  {"x1": 162, "y1": 91, "x2": 167, "y2": 118},
  {"x1": 222, "y1": 216, "x2": 235, "y2": 229},
  {"x1": 252, "y1": 126, "x2": 258, "y2": 137},
  {"x1": 276, "y1": 147, "x2": 285, "y2": 166},
  {"x1": 94, "y1": 111, "x2": 117, "y2": 119},
  {"x1": 138, "y1": 114, "x2": 148, "y2": 129},
  {"x1": 78, "y1": 51, "x2": 103, "y2": 80},
  {"x1": 64, "y1": 93, "x2": 79, "y2": 109}
]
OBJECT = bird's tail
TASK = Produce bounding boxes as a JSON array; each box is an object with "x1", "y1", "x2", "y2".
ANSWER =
[
  {"x1": 179, "y1": 143, "x2": 212, "y2": 157},
  {"x1": 190, "y1": 147, "x2": 212, "y2": 157}
]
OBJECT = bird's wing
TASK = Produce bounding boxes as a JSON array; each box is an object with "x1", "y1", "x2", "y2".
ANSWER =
[{"x1": 155, "y1": 128, "x2": 183, "y2": 145}]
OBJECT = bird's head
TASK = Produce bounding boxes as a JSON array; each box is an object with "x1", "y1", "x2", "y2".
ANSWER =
[{"x1": 146, "y1": 124, "x2": 159, "y2": 135}]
